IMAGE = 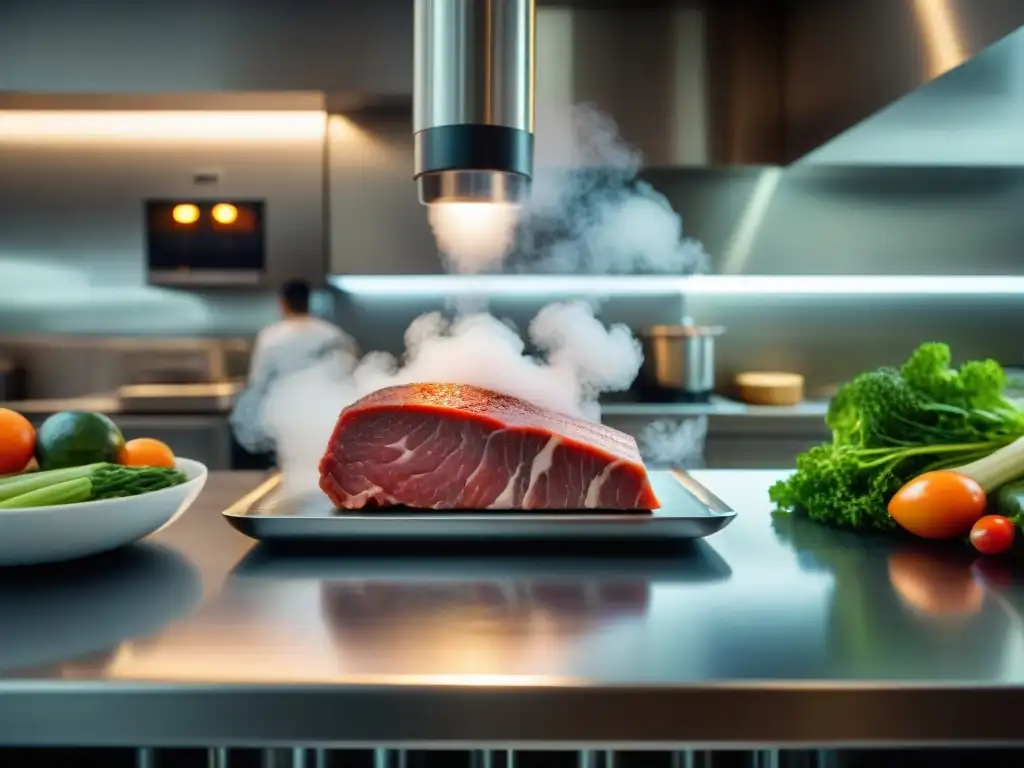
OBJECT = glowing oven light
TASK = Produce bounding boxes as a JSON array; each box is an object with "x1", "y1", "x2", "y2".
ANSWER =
[
  {"x1": 171, "y1": 203, "x2": 200, "y2": 225},
  {"x1": 212, "y1": 203, "x2": 239, "y2": 225}
]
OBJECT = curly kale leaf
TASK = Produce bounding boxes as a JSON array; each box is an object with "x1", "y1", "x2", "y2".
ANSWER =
[{"x1": 769, "y1": 443, "x2": 920, "y2": 532}]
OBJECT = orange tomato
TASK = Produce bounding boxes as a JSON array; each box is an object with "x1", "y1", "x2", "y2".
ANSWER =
[
  {"x1": 0, "y1": 408, "x2": 35, "y2": 475},
  {"x1": 118, "y1": 437, "x2": 176, "y2": 469},
  {"x1": 888, "y1": 470, "x2": 986, "y2": 540}
]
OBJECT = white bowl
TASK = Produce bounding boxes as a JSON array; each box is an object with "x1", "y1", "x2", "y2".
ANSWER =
[{"x1": 0, "y1": 458, "x2": 208, "y2": 567}]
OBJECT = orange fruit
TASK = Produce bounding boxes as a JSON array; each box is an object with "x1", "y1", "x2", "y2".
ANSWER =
[
  {"x1": 118, "y1": 437, "x2": 176, "y2": 469},
  {"x1": 0, "y1": 408, "x2": 36, "y2": 475}
]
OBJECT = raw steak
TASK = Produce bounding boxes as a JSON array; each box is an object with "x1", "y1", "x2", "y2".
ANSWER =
[{"x1": 318, "y1": 383, "x2": 660, "y2": 511}]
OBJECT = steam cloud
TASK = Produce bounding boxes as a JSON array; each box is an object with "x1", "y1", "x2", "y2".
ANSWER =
[
  {"x1": 428, "y1": 104, "x2": 709, "y2": 275},
  {"x1": 247, "y1": 103, "x2": 709, "y2": 491},
  {"x1": 637, "y1": 418, "x2": 709, "y2": 468}
]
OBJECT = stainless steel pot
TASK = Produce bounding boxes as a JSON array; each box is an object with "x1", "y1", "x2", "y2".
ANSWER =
[{"x1": 638, "y1": 321, "x2": 725, "y2": 401}]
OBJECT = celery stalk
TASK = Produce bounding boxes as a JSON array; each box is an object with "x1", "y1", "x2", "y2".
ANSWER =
[
  {"x1": 956, "y1": 435, "x2": 1024, "y2": 493},
  {"x1": 0, "y1": 470, "x2": 33, "y2": 487},
  {"x1": 0, "y1": 477, "x2": 93, "y2": 509},
  {"x1": 0, "y1": 463, "x2": 110, "y2": 502}
]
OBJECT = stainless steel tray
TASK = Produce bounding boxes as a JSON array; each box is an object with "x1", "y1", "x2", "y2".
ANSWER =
[{"x1": 223, "y1": 470, "x2": 736, "y2": 544}]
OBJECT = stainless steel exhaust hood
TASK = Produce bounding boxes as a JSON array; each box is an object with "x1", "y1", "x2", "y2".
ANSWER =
[
  {"x1": 413, "y1": 0, "x2": 536, "y2": 205},
  {"x1": 784, "y1": 0, "x2": 1024, "y2": 163}
]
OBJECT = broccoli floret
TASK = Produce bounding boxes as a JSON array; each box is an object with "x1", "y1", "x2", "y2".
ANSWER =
[
  {"x1": 902, "y1": 342, "x2": 1021, "y2": 421},
  {"x1": 899, "y1": 342, "x2": 956, "y2": 400}
]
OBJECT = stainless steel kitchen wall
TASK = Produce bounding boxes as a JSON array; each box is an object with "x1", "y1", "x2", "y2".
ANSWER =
[
  {"x1": 532, "y1": 3, "x2": 784, "y2": 166},
  {"x1": 0, "y1": 98, "x2": 326, "y2": 336},
  {"x1": 328, "y1": 111, "x2": 439, "y2": 276},
  {"x1": 0, "y1": 0, "x2": 412, "y2": 94}
]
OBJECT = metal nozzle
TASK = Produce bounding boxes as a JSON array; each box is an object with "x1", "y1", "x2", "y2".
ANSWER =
[
  {"x1": 417, "y1": 170, "x2": 531, "y2": 206},
  {"x1": 413, "y1": 0, "x2": 536, "y2": 205}
]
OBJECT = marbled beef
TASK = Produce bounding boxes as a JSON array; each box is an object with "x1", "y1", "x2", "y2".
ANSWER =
[{"x1": 318, "y1": 383, "x2": 659, "y2": 511}]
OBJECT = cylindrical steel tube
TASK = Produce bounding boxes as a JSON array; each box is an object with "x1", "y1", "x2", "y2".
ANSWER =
[
  {"x1": 414, "y1": 0, "x2": 534, "y2": 133},
  {"x1": 413, "y1": 0, "x2": 535, "y2": 204}
]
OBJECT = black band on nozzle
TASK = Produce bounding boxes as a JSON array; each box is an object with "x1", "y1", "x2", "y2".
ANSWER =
[{"x1": 415, "y1": 124, "x2": 534, "y2": 179}]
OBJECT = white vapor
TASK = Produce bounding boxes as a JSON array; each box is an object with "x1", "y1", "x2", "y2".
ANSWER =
[
  {"x1": 428, "y1": 103, "x2": 709, "y2": 276},
  {"x1": 636, "y1": 418, "x2": 709, "y2": 468},
  {"x1": 261, "y1": 301, "x2": 642, "y2": 494},
  {"x1": 427, "y1": 202, "x2": 520, "y2": 274}
]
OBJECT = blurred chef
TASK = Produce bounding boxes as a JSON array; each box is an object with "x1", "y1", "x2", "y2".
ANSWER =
[
  {"x1": 229, "y1": 279, "x2": 359, "y2": 468},
  {"x1": 248, "y1": 279, "x2": 359, "y2": 387}
]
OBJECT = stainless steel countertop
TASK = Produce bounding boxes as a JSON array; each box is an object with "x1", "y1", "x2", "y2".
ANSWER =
[{"x1": 3, "y1": 470, "x2": 1023, "y2": 748}]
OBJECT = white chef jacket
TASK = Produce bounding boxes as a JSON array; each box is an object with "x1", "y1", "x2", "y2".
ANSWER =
[
  {"x1": 247, "y1": 316, "x2": 359, "y2": 391},
  {"x1": 230, "y1": 316, "x2": 359, "y2": 453}
]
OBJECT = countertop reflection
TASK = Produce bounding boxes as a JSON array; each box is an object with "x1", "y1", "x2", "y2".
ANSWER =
[
  {"x1": 0, "y1": 542, "x2": 202, "y2": 673},
  {"x1": 4, "y1": 470, "x2": 1024, "y2": 747}
]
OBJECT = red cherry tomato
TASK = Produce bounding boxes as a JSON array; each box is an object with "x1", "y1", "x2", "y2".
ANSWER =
[
  {"x1": 970, "y1": 515, "x2": 1016, "y2": 555},
  {"x1": 888, "y1": 470, "x2": 987, "y2": 540}
]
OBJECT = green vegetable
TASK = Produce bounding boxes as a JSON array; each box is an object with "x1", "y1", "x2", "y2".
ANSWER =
[
  {"x1": 0, "y1": 463, "x2": 111, "y2": 502},
  {"x1": 997, "y1": 479, "x2": 1024, "y2": 521},
  {"x1": 0, "y1": 478, "x2": 92, "y2": 509},
  {"x1": 0, "y1": 465, "x2": 187, "y2": 509},
  {"x1": 89, "y1": 466, "x2": 187, "y2": 499},
  {"x1": 0, "y1": 470, "x2": 36, "y2": 487},
  {"x1": 35, "y1": 411, "x2": 125, "y2": 470},
  {"x1": 770, "y1": 342, "x2": 1024, "y2": 531}
]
